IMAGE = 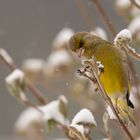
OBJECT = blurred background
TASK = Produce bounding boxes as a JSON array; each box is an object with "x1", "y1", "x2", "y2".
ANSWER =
[{"x1": 0, "y1": 0, "x2": 140, "y2": 139}]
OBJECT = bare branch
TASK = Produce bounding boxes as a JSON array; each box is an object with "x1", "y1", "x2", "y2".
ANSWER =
[
  {"x1": 0, "y1": 48, "x2": 47, "y2": 105},
  {"x1": 91, "y1": 0, "x2": 116, "y2": 37},
  {"x1": 76, "y1": 0, "x2": 96, "y2": 29},
  {"x1": 124, "y1": 45, "x2": 140, "y2": 61},
  {"x1": 129, "y1": 0, "x2": 140, "y2": 10}
]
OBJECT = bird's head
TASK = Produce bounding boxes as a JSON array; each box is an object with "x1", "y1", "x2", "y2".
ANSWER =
[{"x1": 69, "y1": 32, "x2": 102, "y2": 58}]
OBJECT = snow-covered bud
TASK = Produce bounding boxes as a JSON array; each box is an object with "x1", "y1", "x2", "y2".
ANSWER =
[
  {"x1": 115, "y1": 0, "x2": 131, "y2": 11},
  {"x1": 52, "y1": 28, "x2": 74, "y2": 50},
  {"x1": 5, "y1": 69, "x2": 26, "y2": 99},
  {"x1": 40, "y1": 95, "x2": 69, "y2": 127},
  {"x1": 15, "y1": 107, "x2": 44, "y2": 139},
  {"x1": 69, "y1": 108, "x2": 97, "y2": 139},
  {"x1": 69, "y1": 124, "x2": 85, "y2": 140},
  {"x1": 90, "y1": 27, "x2": 108, "y2": 40},
  {"x1": 43, "y1": 50, "x2": 73, "y2": 78},
  {"x1": 22, "y1": 59, "x2": 44, "y2": 81},
  {"x1": 72, "y1": 108, "x2": 97, "y2": 127},
  {"x1": 114, "y1": 29, "x2": 132, "y2": 48},
  {"x1": 115, "y1": 0, "x2": 131, "y2": 17}
]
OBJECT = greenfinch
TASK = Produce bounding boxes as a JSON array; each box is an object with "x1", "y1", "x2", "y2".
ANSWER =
[{"x1": 69, "y1": 32, "x2": 135, "y2": 125}]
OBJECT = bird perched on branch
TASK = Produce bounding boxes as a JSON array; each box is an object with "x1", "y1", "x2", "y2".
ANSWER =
[{"x1": 69, "y1": 32, "x2": 135, "y2": 125}]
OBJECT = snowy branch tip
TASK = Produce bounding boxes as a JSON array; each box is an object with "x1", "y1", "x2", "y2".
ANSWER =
[{"x1": 114, "y1": 29, "x2": 132, "y2": 47}]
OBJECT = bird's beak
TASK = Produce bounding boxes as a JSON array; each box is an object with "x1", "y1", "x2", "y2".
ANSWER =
[{"x1": 78, "y1": 48, "x2": 85, "y2": 57}]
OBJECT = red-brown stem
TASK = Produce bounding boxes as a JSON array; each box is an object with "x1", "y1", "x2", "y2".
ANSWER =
[
  {"x1": 91, "y1": 0, "x2": 116, "y2": 37},
  {"x1": 129, "y1": 0, "x2": 140, "y2": 9},
  {"x1": 27, "y1": 82, "x2": 47, "y2": 105},
  {"x1": 76, "y1": 0, "x2": 96, "y2": 29},
  {"x1": 0, "y1": 51, "x2": 47, "y2": 105}
]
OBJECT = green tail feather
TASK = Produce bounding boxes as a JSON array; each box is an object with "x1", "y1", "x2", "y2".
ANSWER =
[{"x1": 115, "y1": 97, "x2": 135, "y2": 126}]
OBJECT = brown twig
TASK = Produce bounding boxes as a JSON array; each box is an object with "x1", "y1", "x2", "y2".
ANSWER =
[
  {"x1": 0, "y1": 49, "x2": 47, "y2": 105},
  {"x1": 129, "y1": 0, "x2": 140, "y2": 10},
  {"x1": 21, "y1": 97, "x2": 43, "y2": 113},
  {"x1": 76, "y1": 0, "x2": 96, "y2": 29},
  {"x1": 91, "y1": 0, "x2": 116, "y2": 37},
  {"x1": 78, "y1": 59, "x2": 134, "y2": 140}
]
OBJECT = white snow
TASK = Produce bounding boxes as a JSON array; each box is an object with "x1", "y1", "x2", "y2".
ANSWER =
[
  {"x1": 130, "y1": 90, "x2": 139, "y2": 108},
  {"x1": 114, "y1": 29, "x2": 132, "y2": 46},
  {"x1": 43, "y1": 50, "x2": 73, "y2": 76},
  {"x1": 22, "y1": 59, "x2": 44, "y2": 72},
  {"x1": 5, "y1": 69, "x2": 26, "y2": 98},
  {"x1": 47, "y1": 50, "x2": 72, "y2": 66},
  {"x1": 72, "y1": 108, "x2": 97, "y2": 126},
  {"x1": 102, "y1": 138, "x2": 109, "y2": 140},
  {"x1": 97, "y1": 61, "x2": 104, "y2": 69},
  {"x1": 39, "y1": 96, "x2": 69, "y2": 126},
  {"x1": 115, "y1": 0, "x2": 140, "y2": 17},
  {"x1": 106, "y1": 105, "x2": 117, "y2": 120},
  {"x1": 58, "y1": 95, "x2": 68, "y2": 105},
  {"x1": 98, "y1": 63, "x2": 104, "y2": 69},
  {"x1": 69, "y1": 124, "x2": 85, "y2": 135},
  {"x1": 115, "y1": 0, "x2": 130, "y2": 9},
  {"x1": 114, "y1": 29, "x2": 132, "y2": 42},
  {"x1": 90, "y1": 27, "x2": 108, "y2": 40},
  {"x1": 0, "y1": 48, "x2": 13, "y2": 64},
  {"x1": 15, "y1": 107, "x2": 43, "y2": 131},
  {"x1": 128, "y1": 45, "x2": 136, "y2": 53},
  {"x1": 15, "y1": 95, "x2": 68, "y2": 132},
  {"x1": 52, "y1": 28, "x2": 74, "y2": 49},
  {"x1": 5, "y1": 69, "x2": 25, "y2": 86}
]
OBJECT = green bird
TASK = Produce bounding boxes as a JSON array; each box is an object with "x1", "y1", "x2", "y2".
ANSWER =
[{"x1": 69, "y1": 32, "x2": 135, "y2": 125}]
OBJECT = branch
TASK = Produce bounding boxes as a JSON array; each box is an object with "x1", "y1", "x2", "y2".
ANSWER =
[
  {"x1": 129, "y1": 0, "x2": 140, "y2": 10},
  {"x1": 91, "y1": 0, "x2": 116, "y2": 37},
  {"x1": 0, "y1": 48, "x2": 47, "y2": 105},
  {"x1": 78, "y1": 58, "x2": 134, "y2": 140},
  {"x1": 76, "y1": 0, "x2": 96, "y2": 29},
  {"x1": 123, "y1": 45, "x2": 140, "y2": 61}
]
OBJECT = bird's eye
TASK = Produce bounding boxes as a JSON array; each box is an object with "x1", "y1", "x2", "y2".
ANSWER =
[{"x1": 79, "y1": 40, "x2": 84, "y2": 48}]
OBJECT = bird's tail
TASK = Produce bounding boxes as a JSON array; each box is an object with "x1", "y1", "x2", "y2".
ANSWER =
[{"x1": 115, "y1": 97, "x2": 135, "y2": 126}]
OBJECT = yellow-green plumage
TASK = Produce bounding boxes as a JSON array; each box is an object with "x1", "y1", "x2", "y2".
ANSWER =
[
  {"x1": 69, "y1": 32, "x2": 135, "y2": 125},
  {"x1": 91, "y1": 42, "x2": 129, "y2": 96}
]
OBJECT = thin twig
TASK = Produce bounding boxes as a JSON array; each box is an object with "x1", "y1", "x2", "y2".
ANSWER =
[
  {"x1": 78, "y1": 59, "x2": 134, "y2": 140},
  {"x1": 0, "y1": 53, "x2": 15, "y2": 71},
  {"x1": 0, "y1": 49, "x2": 47, "y2": 105},
  {"x1": 128, "y1": 58, "x2": 140, "y2": 99},
  {"x1": 22, "y1": 98, "x2": 43, "y2": 113},
  {"x1": 76, "y1": 0, "x2": 96, "y2": 29},
  {"x1": 91, "y1": 0, "x2": 116, "y2": 37},
  {"x1": 129, "y1": 0, "x2": 140, "y2": 10}
]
